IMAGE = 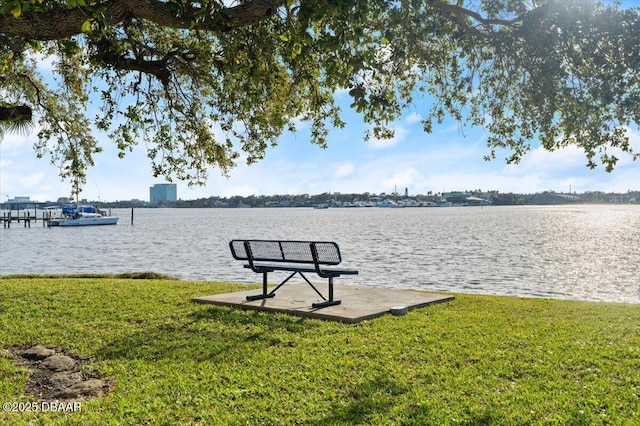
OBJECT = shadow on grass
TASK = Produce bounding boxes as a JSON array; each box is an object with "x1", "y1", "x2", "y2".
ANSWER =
[
  {"x1": 94, "y1": 305, "x2": 320, "y2": 364},
  {"x1": 306, "y1": 373, "x2": 411, "y2": 425},
  {"x1": 306, "y1": 374, "x2": 499, "y2": 425}
]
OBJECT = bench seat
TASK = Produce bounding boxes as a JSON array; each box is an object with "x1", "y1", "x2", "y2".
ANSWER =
[{"x1": 243, "y1": 263, "x2": 359, "y2": 276}]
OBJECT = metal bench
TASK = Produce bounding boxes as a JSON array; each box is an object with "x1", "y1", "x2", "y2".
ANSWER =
[{"x1": 229, "y1": 240, "x2": 359, "y2": 308}]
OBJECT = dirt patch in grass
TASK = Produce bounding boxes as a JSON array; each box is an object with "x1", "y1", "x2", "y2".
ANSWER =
[{"x1": 6, "y1": 345, "x2": 110, "y2": 402}]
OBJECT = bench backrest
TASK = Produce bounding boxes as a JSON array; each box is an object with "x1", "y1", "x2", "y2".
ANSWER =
[{"x1": 229, "y1": 240, "x2": 342, "y2": 265}]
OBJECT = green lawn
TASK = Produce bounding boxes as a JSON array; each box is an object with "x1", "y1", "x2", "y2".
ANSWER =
[{"x1": 1, "y1": 276, "x2": 638, "y2": 425}]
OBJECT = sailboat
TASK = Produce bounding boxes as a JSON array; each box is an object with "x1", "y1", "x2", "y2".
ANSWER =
[
  {"x1": 50, "y1": 205, "x2": 119, "y2": 227},
  {"x1": 49, "y1": 177, "x2": 119, "y2": 227}
]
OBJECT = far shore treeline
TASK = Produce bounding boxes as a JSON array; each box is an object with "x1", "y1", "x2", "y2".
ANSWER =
[{"x1": 16, "y1": 189, "x2": 640, "y2": 209}]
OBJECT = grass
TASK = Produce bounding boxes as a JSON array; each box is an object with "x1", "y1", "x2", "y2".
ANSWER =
[{"x1": 0, "y1": 276, "x2": 638, "y2": 425}]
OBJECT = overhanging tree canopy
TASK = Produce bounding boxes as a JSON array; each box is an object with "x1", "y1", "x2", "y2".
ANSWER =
[{"x1": 1, "y1": 0, "x2": 639, "y2": 189}]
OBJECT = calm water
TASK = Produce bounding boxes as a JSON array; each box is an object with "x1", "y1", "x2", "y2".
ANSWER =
[{"x1": 1, "y1": 205, "x2": 639, "y2": 304}]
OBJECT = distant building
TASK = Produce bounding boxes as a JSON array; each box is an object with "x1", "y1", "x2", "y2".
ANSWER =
[
  {"x1": 529, "y1": 192, "x2": 581, "y2": 205},
  {"x1": 1, "y1": 196, "x2": 45, "y2": 210},
  {"x1": 150, "y1": 184, "x2": 177, "y2": 205},
  {"x1": 442, "y1": 192, "x2": 491, "y2": 206}
]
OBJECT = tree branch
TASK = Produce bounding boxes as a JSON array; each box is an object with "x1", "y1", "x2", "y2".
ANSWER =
[
  {"x1": 91, "y1": 37, "x2": 172, "y2": 84},
  {"x1": 437, "y1": 2, "x2": 525, "y2": 28},
  {"x1": 0, "y1": 0, "x2": 283, "y2": 40},
  {"x1": 0, "y1": 105, "x2": 32, "y2": 122}
]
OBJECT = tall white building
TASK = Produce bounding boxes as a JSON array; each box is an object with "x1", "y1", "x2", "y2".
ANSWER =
[{"x1": 150, "y1": 184, "x2": 177, "y2": 205}]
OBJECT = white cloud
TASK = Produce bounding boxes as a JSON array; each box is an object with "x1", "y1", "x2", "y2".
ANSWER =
[
  {"x1": 287, "y1": 115, "x2": 311, "y2": 133},
  {"x1": 505, "y1": 125, "x2": 640, "y2": 175},
  {"x1": 405, "y1": 112, "x2": 422, "y2": 124},
  {"x1": 334, "y1": 162, "x2": 355, "y2": 178},
  {"x1": 34, "y1": 52, "x2": 56, "y2": 72},
  {"x1": 504, "y1": 145, "x2": 586, "y2": 175},
  {"x1": 368, "y1": 125, "x2": 409, "y2": 149},
  {"x1": 618, "y1": 126, "x2": 640, "y2": 166},
  {"x1": 378, "y1": 167, "x2": 424, "y2": 192},
  {"x1": 0, "y1": 166, "x2": 48, "y2": 198},
  {"x1": 0, "y1": 130, "x2": 34, "y2": 150},
  {"x1": 0, "y1": 128, "x2": 61, "y2": 201},
  {"x1": 333, "y1": 87, "x2": 351, "y2": 98}
]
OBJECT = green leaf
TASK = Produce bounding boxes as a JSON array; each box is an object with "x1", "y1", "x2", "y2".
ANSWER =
[
  {"x1": 10, "y1": 3, "x2": 21, "y2": 18},
  {"x1": 81, "y1": 19, "x2": 92, "y2": 32}
]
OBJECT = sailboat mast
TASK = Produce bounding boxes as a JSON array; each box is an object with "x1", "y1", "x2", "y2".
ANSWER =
[{"x1": 74, "y1": 175, "x2": 80, "y2": 209}]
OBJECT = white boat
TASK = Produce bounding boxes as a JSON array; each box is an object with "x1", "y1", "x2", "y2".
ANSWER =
[
  {"x1": 49, "y1": 204, "x2": 118, "y2": 227},
  {"x1": 49, "y1": 176, "x2": 119, "y2": 226},
  {"x1": 55, "y1": 212, "x2": 119, "y2": 226},
  {"x1": 377, "y1": 199, "x2": 403, "y2": 208}
]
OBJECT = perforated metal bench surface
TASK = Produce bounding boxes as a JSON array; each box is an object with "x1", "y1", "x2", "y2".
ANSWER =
[{"x1": 229, "y1": 240, "x2": 358, "y2": 308}]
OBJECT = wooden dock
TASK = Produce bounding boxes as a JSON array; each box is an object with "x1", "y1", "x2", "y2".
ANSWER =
[{"x1": 1, "y1": 211, "x2": 57, "y2": 228}]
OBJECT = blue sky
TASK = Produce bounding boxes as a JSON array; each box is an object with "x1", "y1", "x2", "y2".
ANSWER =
[{"x1": 1, "y1": 4, "x2": 639, "y2": 203}]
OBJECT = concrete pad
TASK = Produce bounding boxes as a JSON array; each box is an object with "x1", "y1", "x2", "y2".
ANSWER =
[{"x1": 192, "y1": 284, "x2": 454, "y2": 323}]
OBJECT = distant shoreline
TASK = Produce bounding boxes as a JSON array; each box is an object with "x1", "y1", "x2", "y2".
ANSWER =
[{"x1": 1, "y1": 189, "x2": 638, "y2": 210}]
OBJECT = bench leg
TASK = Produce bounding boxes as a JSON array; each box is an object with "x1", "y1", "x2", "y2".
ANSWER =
[
  {"x1": 244, "y1": 271, "x2": 342, "y2": 308},
  {"x1": 246, "y1": 271, "x2": 298, "y2": 301},
  {"x1": 312, "y1": 299, "x2": 341, "y2": 308},
  {"x1": 246, "y1": 293, "x2": 275, "y2": 301},
  {"x1": 246, "y1": 272, "x2": 276, "y2": 301},
  {"x1": 312, "y1": 277, "x2": 341, "y2": 308}
]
